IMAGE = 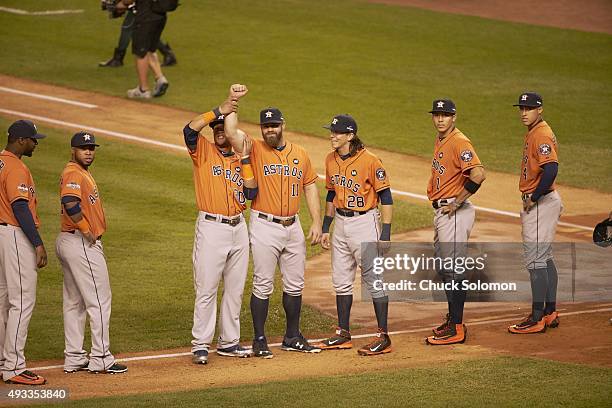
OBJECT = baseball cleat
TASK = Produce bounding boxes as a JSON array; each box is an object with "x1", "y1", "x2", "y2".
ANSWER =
[
  {"x1": 432, "y1": 313, "x2": 450, "y2": 336},
  {"x1": 192, "y1": 349, "x2": 209, "y2": 364},
  {"x1": 508, "y1": 315, "x2": 546, "y2": 334},
  {"x1": 64, "y1": 361, "x2": 89, "y2": 373},
  {"x1": 281, "y1": 333, "x2": 321, "y2": 353},
  {"x1": 426, "y1": 324, "x2": 466, "y2": 345},
  {"x1": 126, "y1": 86, "x2": 152, "y2": 99},
  {"x1": 4, "y1": 370, "x2": 46, "y2": 385},
  {"x1": 314, "y1": 327, "x2": 353, "y2": 350},
  {"x1": 152, "y1": 77, "x2": 169, "y2": 98},
  {"x1": 357, "y1": 328, "x2": 392, "y2": 356},
  {"x1": 217, "y1": 344, "x2": 253, "y2": 358},
  {"x1": 90, "y1": 362, "x2": 128, "y2": 374},
  {"x1": 252, "y1": 336, "x2": 274, "y2": 359},
  {"x1": 543, "y1": 311, "x2": 560, "y2": 328}
]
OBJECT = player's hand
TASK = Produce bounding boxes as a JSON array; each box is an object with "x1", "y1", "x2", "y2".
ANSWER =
[
  {"x1": 523, "y1": 199, "x2": 537, "y2": 213},
  {"x1": 83, "y1": 231, "x2": 97, "y2": 246},
  {"x1": 219, "y1": 98, "x2": 239, "y2": 116},
  {"x1": 307, "y1": 222, "x2": 322, "y2": 245},
  {"x1": 442, "y1": 201, "x2": 462, "y2": 218},
  {"x1": 229, "y1": 84, "x2": 248, "y2": 101},
  {"x1": 35, "y1": 245, "x2": 47, "y2": 268},
  {"x1": 321, "y1": 233, "x2": 331, "y2": 250},
  {"x1": 242, "y1": 136, "x2": 253, "y2": 157}
]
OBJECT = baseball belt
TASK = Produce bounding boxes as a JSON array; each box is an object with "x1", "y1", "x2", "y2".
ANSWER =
[
  {"x1": 0, "y1": 222, "x2": 7, "y2": 226},
  {"x1": 66, "y1": 230, "x2": 103, "y2": 241},
  {"x1": 257, "y1": 212, "x2": 296, "y2": 227},
  {"x1": 336, "y1": 208, "x2": 368, "y2": 217},
  {"x1": 431, "y1": 198, "x2": 454, "y2": 209},
  {"x1": 204, "y1": 213, "x2": 242, "y2": 227},
  {"x1": 522, "y1": 190, "x2": 553, "y2": 202}
]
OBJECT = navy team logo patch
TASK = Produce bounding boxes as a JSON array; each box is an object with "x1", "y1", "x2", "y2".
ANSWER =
[
  {"x1": 376, "y1": 168, "x2": 386, "y2": 181},
  {"x1": 351, "y1": 170, "x2": 357, "y2": 176},
  {"x1": 293, "y1": 158, "x2": 299, "y2": 164},
  {"x1": 539, "y1": 143, "x2": 552, "y2": 155},
  {"x1": 460, "y1": 150, "x2": 473, "y2": 162}
]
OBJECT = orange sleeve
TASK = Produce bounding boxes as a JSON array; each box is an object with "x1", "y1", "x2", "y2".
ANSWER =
[
  {"x1": 60, "y1": 169, "x2": 83, "y2": 201},
  {"x1": 532, "y1": 132, "x2": 558, "y2": 166},
  {"x1": 455, "y1": 139, "x2": 482, "y2": 174},
  {"x1": 370, "y1": 157, "x2": 390, "y2": 192},
  {"x1": 325, "y1": 154, "x2": 334, "y2": 190},
  {"x1": 190, "y1": 135, "x2": 211, "y2": 164},
  {"x1": 302, "y1": 152, "x2": 318, "y2": 186},
  {"x1": 5, "y1": 167, "x2": 31, "y2": 203}
]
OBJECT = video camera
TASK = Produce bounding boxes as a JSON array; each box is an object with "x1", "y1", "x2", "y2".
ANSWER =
[{"x1": 101, "y1": 0, "x2": 135, "y2": 19}]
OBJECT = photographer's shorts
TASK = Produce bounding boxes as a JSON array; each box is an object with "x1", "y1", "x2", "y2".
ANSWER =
[{"x1": 132, "y1": 15, "x2": 166, "y2": 58}]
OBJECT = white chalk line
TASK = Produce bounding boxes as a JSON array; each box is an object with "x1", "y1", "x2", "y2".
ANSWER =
[
  {"x1": 29, "y1": 307, "x2": 612, "y2": 372},
  {"x1": 0, "y1": 86, "x2": 97, "y2": 109},
  {"x1": 0, "y1": 108, "x2": 595, "y2": 232},
  {"x1": 0, "y1": 7, "x2": 84, "y2": 15}
]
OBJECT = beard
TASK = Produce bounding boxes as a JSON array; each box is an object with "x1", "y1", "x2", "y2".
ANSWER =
[{"x1": 263, "y1": 129, "x2": 283, "y2": 148}]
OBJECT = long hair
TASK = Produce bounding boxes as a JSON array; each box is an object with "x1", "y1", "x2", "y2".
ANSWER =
[{"x1": 349, "y1": 135, "x2": 364, "y2": 156}]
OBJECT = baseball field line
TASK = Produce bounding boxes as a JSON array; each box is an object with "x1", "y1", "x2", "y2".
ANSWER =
[
  {"x1": 0, "y1": 6, "x2": 84, "y2": 16},
  {"x1": 28, "y1": 306, "x2": 612, "y2": 372},
  {"x1": 0, "y1": 86, "x2": 98, "y2": 109},
  {"x1": 0, "y1": 108, "x2": 595, "y2": 232}
]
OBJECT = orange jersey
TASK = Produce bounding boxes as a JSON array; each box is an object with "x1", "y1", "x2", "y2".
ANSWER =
[
  {"x1": 0, "y1": 150, "x2": 40, "y2": 227},
  {"x1": 325, "y1": 148, "x2": 390, "y2": 210},
  {"x1": 427, "y1": 128, "x2": 482, "y2": 201},
  {"x1": 60, "y1": 162, "x2": 106, "y2": 238},
  {"x1": 190, "y1": 136, "x2": 245, "y2": 216},
  {"x1": 251, "y1": 140, "x2": 317, "y2": 217},
  {"x1": 519, "y1": 121, "x2": 558, "y2": 193}
]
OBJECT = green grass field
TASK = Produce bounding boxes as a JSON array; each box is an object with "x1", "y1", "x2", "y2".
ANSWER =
[
  {"x1": 22, "y1": 357, "x2": 612, "y2": 407},
  {"x1": 0, "y1": 0, "x2": 610, "y2": 191},
  {"x1": 0, "y1": 118, "x2": 431, "y2": 360}
]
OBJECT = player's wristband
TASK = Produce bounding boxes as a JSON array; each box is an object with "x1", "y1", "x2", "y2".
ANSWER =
[
  {"x1": 200, "y1": 110, "x2": 217, "y2": 124},
  {"x1": 242, "y1": 163, "x2": 254, "y2": 180},
  {"x1": 212, "y1": 107, "x2": 222, "y2": 119},
  {"x1": 65, "y1": 202, "x2": 81, "y2": 216},
  {"x1": 76, "y1": 218, "x2": 91, "y2": 234},
  {"x1": 464, "y1": 180, "x2": 481, "y2": 194},
  {"x1": 380, "y1": 223, "x2": 391, "y2": 241},
  {"x1": 322, "y1": 215, "x2": 334, "y2": 233}
]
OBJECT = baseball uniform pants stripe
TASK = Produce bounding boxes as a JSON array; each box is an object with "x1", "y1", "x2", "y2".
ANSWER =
[{"x1": 521, "y1": 190, "x2": 562, "y2": 269}]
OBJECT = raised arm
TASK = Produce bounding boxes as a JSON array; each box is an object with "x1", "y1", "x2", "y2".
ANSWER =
[
  {"x1": 223, "y1": 84, "x2": 249, "y2": 154},
  {"x1": 182, "y1": 95, "x2": 238, "y2": 152}
]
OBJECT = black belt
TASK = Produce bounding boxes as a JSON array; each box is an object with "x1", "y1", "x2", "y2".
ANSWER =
[
  {"x1": 66, "y1": 230, "x2": 102, "y2": 240},
  {"x1": 204, "y1": 214, "x2": 242, "y2": 227},
  {"x1": 0, "y1": 222, "x2": 7, "y2": 226},
  {"x1": 432, "y1": 199, "x2": 451, "y2": 210},
  {"x1": 522, "y1": 190, "x2": 553, "y2": 201},
  {"x1": 336, "y1": 208, "x2": 368, "y2": 217},
  {"x1": 258, "y1": 212, "x2": 296, "y2": 227}
]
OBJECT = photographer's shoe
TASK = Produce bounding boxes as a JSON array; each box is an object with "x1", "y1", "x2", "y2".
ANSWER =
[
  {"x1": 153, "y1": 77, "x2": 169, "y2": 97},
  {"x1": 127, "y1": 86, "x2": 151, "y2": 99},
  {"x1": 99, "y1": 48, "x2": 125, "y2": 67}
]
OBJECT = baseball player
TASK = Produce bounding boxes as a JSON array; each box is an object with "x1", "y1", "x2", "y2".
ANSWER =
[
  {"x1": 55, "y1": 131, "x2": 127, "y2": 374},
  {"x1": 182, "y1": 96, "x2": 252, "y2": 365},
  {"x1": 224, "y1": 84, "x2": 323, "y2": 358},
  {"x1": 313, "y1": 114, "x2": 394, "y2": 356},
  {"x1": 508, "y1": 92, "x2": 562, "y2": 334},
  {"x1": 424, "y1": 100, "x2": 486, "y2": 346},
  {"x1": 0, "y1": 120, "x2": 47, "y2": 385}
]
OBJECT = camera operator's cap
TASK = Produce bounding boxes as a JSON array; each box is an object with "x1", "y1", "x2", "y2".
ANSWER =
[
  {"x1": 209, "y1": 113, "x2": 225, "y2": 128},
  {"x1": 513, "y1": 92, "x2": 543, "y2": 107},
  {"x1": 429, "y1": 99, "x2": 456, "y2": 114},
  {"x1": 7, "y1": 120, "x2": 46, "y2": 141},
  {"x1": 259, "y1": 108, "x2": 284, "y2": 125},
  {"x1": 71, "y1": 131, "x2": 99, "y2": 147},
  {"x1": 323, "y1": 114, "x2": 358, "y2": 134}
]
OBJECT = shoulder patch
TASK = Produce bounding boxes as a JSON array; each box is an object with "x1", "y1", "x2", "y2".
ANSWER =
[
  {"x1": 375, "y1": 168, "x2": 386, "y2": 181},
  {"x1": 66, "y1": 182, "x2": 81, "y2": 190},
  {"x1": 538, "y1": 143, "x2": 552, "y2": 155},
  {"x1": 17, "y1": 183, "x2": 28, "y2": 193},
  {"x1": 460, "y1": 150, "x2": 473, "y2": 162},
  {"x1": 0, "y1": 159, "x2": 4, "y2": 170}
]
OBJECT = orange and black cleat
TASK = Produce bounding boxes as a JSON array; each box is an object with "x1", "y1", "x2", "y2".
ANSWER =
[
  {"x1": 4, "y1": 370, "x2": 46, "y2": 385},
  {"x1": 426, "y1": 323, "x2": 466, "y2": 345},
  {"x1": 508, "y1": 315, "x2": 546, "y2": 334},
  {"x1": 543, "y1": 311, "x2": 560, "y2": 328},
  {"x1": 314, "y1": 327, "x2": 353, "y2": 350},
  {"x1": 357, "y1": 328, "x2": 392, "y2": 356}
]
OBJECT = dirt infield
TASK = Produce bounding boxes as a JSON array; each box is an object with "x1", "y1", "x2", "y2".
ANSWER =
[
  {"x1": 1, "y1": 74, "x2": 611, "y2": 400},
  {"x1": 367, "y1": 0, "x2": 612, "y2": 35}
]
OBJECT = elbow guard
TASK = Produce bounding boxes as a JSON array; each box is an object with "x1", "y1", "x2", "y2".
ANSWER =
[
  {"x1": 464, "y1": 180, "x2": 481, "y2": 194},
  {"x1": 378, "y1": 188, "x2": 393, "y2": 205},
  {"x1": 326, "y1": 190, "x2": 336, "y2": 203},
  {"x1": 183, "y1": 125, "x2": 199, "y2": 148}
]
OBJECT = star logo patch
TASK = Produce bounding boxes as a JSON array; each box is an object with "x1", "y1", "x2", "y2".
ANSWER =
[
  {"x1": 460, "y1": 150, "x2": 473, "y2": 162},
  {"x1": 437, "y1": 101, "x2": 444, "y2": 108},
  {"x1": 376, "y1": 168, "x2": 386, "y2": 181},
  {"x1": 83, "y1": 134, "x2": 91, "y2": 141},
  {"x1": 538, "y1": 143, "x2": 552, "y2": 155},
  {"x1": 265, "y1": 111, "x2": 273, "y2": 118},
  {"x1": 521, "y1": 94, "x2": 528, "y2": 101}
]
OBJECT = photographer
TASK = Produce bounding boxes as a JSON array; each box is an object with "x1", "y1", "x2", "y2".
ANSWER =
[
  {"x1": 99, "y1": 1, "x2": 177, "y2": 68},
  {"x1": 117, "y1": 0, "x2": 170, "y2": 99}
]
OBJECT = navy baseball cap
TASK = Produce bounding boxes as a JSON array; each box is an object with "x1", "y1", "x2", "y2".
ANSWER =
[
  {"x1": 259, "y1": 108, "x2": 284, "y2": 125},
  {"x1": 514, "y1": 92, "x2": 543, "y2": 107},
  {"x1": 209, "y1": 113, "x2": 225, "y2": 128},
  {"x1": 7, "y1": 120, "x2": 46, "y2": 141},
  {"x1": 323, "y1": 114, "x2": 358, "y2": 134},
  {"x1": 429, "y1": 99, "x2": 456, "y2": 114},
  {"x1": 71, "y1": 131, "x2": 99, "y2": 147}
]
